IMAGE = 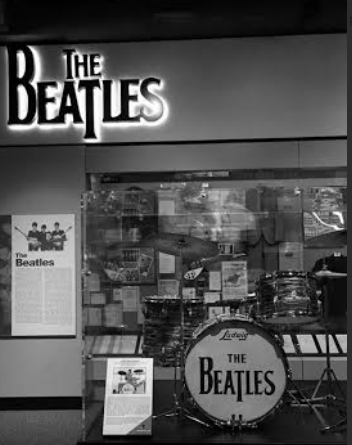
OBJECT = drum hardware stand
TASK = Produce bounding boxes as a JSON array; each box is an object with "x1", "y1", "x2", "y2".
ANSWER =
[
  {"x1": 305, "y1": 279, "x2": 346, "y2": 434},
  {"x1": 229, "y1": 415, "x2": 244, "y2": 440},
  {"x1": 229, "y1": 415, "x2": 255, "y2": 431},
  {"x1": 153, "y1": 246, "x2": 213, "y2": 429},
  {"x1": 270, "y1": 328, "x2": 327, "y2": 428},
  {"x1": 286, "y1": 375, "x2": 327, "y2": 428}
]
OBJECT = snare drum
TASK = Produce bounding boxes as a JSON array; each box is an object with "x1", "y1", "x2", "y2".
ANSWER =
[
  {"x1": 143, "y1": 296, "x2": 206, "y2": 366},
  {"x1": 255, "y1": 270, "x2": 321, "y2": 326},
  {"x1": 185, "y1": 315, "x2": 289, "y2": 427}
]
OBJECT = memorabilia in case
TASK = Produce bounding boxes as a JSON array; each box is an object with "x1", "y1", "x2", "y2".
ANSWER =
[{"x1": 222, "y1": 261, "x2": 248, "y2": 299}]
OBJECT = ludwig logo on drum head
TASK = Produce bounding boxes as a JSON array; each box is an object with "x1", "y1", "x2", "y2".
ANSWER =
[{"x1": 219, "y1": 330, "x2": 249, "y2": 341}]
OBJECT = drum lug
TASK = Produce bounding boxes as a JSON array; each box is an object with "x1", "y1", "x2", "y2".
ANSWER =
[{"x1": 186, "y1": 395, "x2": 195, "y2": 407}]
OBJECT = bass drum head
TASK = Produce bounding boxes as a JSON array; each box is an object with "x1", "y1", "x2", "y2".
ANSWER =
[{"x1": 185, "y1": 315, "x2": 288, "y2": 426}]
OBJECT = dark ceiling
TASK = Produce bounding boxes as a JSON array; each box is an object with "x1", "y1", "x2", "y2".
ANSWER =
[{"x1": 0, "y1": 0, "x2": 347, "y2": 43}]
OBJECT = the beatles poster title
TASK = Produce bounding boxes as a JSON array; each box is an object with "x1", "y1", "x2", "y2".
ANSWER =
[
  {"x1": 15, "y1": 253, "x2": 55, "y2": 267},
  {"x1": 7, "y1": 45, "x2": 167, "y2": 140}
]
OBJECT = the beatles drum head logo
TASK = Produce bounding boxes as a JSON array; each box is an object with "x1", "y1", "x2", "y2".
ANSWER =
[{"x1": 185, "y1": 320, "x2": 288, "y2": 424}]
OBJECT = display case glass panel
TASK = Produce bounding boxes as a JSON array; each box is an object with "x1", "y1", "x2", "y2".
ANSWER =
[{"x1": 81, "y1": 174, "x2": 347, "y2": 442}]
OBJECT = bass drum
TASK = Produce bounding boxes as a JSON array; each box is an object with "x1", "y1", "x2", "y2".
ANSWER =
[{"x1": 185, "y1": 315, "x2": 289, "y2": 427}]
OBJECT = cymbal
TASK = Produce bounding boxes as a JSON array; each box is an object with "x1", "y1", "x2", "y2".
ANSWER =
[
  {"x1": 306, "y1": 229, "x2": 347, "y2": 248},
  {"x1": 315, "y1": 270, "x2": 347, "y2": 279},
  {"x1": 140, "y1": 232, "x2": 219, "y2": 262}
]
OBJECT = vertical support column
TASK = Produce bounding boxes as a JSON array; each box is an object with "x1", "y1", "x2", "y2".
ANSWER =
[{"x1": 0, "y1": 0, "x2": 9, "y2": 33}]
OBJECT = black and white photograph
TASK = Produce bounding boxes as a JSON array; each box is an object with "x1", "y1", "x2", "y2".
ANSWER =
[
  {"x1": 112, "y1": 367, "x2": 147, "y2": 395},
  {"x1": 14, "y1": 220, "x2": 72, "y2": 252},
  {"x1": 0, "y1": 1, "x2": 347, "y2": 444}
]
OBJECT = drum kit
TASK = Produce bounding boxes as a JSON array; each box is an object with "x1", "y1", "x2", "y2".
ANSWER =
[{"x1": 141, "y1": 232, "x2": 346, "y2": 434}]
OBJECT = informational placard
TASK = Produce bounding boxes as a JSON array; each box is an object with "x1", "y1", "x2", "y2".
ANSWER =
[
  {"x1": 0, "y1": 214, "x2": 76, "y2": 337},
  {"x1": 122, "y1": 287, "x2": 139, "y2": 312},
  {"x1": 103, "y1": 358, "x2": 153, "y2": 436},
  {"x1": 222, "y1": 261, "x2": 248, "y2": 300},
  {"x1": 158, "y1": 252, "x2": 175, "y2": 274},
  {"x1": 209, "y1": 271, "x2": 222, "y2": 291}
]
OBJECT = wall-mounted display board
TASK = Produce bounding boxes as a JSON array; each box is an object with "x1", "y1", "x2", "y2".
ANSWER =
[{"x1": 0, "y1": 214, "x2": 76, "y2": 337}]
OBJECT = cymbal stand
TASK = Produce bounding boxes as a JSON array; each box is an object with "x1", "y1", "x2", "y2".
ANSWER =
[
  {"x1": 153, "y1": 244, "x2": 212, "y2": 429},
  {"x1": 308, "y1": 278, "x2": 346, "y2": 433}
]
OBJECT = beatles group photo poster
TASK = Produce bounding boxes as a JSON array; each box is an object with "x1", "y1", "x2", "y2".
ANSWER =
[{"x1": 0, "y1": 214, "x2": 76, "y2": 337}]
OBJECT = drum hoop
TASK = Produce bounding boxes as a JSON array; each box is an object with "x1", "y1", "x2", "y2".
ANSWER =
[
  {"x1": 190, "y1": 313, "x2": 250, "y2": 340},
  {"x1": 144, "y1": 296, "x2": 203, "y2": 304},
  {"x1": 184, "y1": 315, "x2": 290, "y2": 426},
  {"x1": 186, "y1": 314, "x2": 288, "y2": 365},
  {"x1": 259, "y1": 270, "x2": 317, "y2": 282}
]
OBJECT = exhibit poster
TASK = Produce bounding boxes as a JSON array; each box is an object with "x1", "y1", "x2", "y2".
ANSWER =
[
  {"x1": 303, "y1": 187, "x2": 347, "y2": 242},
  {"x1": 0, "y1": 214, "x2": 76, "y2": 337},
  {"x1": 103, "y1": 357, "x2": 153, "y2": 436}
]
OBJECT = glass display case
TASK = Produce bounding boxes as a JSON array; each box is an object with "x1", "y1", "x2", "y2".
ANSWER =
[{"x1": 81, "y1": 177, "x2": 347, "y2": 442}]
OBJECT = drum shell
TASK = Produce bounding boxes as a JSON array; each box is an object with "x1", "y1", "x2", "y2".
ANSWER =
[
  {"x1": 143, "y1": 297, "x2": 206, "y2": 367},
  {"x1": 255, "y1": 271, "x2": 321, "y2": 326}
]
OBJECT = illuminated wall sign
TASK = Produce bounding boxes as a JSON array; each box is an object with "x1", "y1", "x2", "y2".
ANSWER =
[{"x1": 7, "y1": 45, "x2": 168, "y2": 140}]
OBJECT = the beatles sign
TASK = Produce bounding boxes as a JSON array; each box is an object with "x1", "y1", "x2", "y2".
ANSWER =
[{"x1": 6, "y1": 45, "x2": 168, "y2": 140}]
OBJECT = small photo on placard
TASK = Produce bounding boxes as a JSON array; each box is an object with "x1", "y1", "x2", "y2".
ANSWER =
[{"x1": 112, "y1": 367, "x2": 147, "y2": 395}]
